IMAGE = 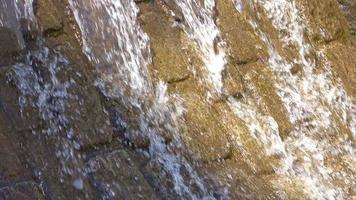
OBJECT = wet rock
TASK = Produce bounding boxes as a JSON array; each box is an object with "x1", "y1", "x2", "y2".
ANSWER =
[
  {"x1": 122, "y1": 131, "x2": 151, "y2": 149},
  {"x1": 159, "y1": 0, "x2": 184, "y2": 24},
  {"x1": 290, "y1": 64, "x2": 303, "y2": 75},
  {"x1": 0, "y1": 132, "x2": 31, "y2": 186},
  {"x1": 17, "y1": 128, "x2": 98, "y2": 200},
  {"x1": 0, "y1": 0, "x2": 25, "y2": 50},
  {"x1": 216, "y1": 0, "x2": 267, "y2": 65},
  {"x1": 142, "y1": 158, "x2": 179, "y2": 200},
  {"x1": 0, "y1": 28, "x2": 22, "y2": 66},
  {"x1": 182, "y1": 93, "x2": 232, "y2": 162},
  {"x1": 337, "y1": 0, "x2": 356, "y2": 29},
  {"x1": 67, "y1": 83, "x2": 114, "y2": 149},
  {"x1": 244, "y1": 62, "x2": 293, "y2": 139},
  {"x1": 222, "y1": 64, "x2": 244, "y2": 98},
  {"x1": 299, "y1": 0, "x2": 349, "y2": 43},
  {"x1": 0, "y1": 66, "x2": 43, "y2": 131},
  {"x1": 203, "y1": 161, "x2": 281, "y2": 200},
  {"x1": 36, "y1": 4, "x2": 114, "y2": 148},
  {"x1": 135, "y1": 0, "x2": 152, "y2": 3},
  {"x1": 139, "y1": 2, "x2": 191, "y2": 84},
  {"x1": 0, "y1": 182, "x2": 45, "y2": 200},
  {"x1": 86, "y1": 150, "x2": 157, "y2": 200},
  {"x1": 0, "y1": 0, "x2": 354, "y2": 199},
  {"x1": 213, "y1": 102, "x2": 281, "y2": 174},
  {"x1": 325, "y1": 42, "x2": 356, "y2": 96},
  {"x1": 139, "y1": 1, "x2": 234, "y2": 163},
  {"x1": 35, "y1": 0, "x2": 64, "y2": 37}
]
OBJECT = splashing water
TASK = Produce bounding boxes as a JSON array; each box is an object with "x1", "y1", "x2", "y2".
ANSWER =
[
  {"x1": 15, "y1": 0, "x2": 35, "y2": 20},
  {"x1": 256, "y1": 0, "x2": 355, "y2": 134},
  {"x1": 2, "y1": 0, "x2": 354, "y2": 199},
  {"x1": 0, "y1": 0, "x2": 35, "y2": 48},
  {"x1": 231, "y1": 0, "x2": 356, "y2": 199},
  {"x1": 9, "y1": 42, "x2": 85, "y2": 189},
  {"x1": 141, "y1": 82, "x2": 215, "y2": 199},
  {"x1": 1, "y1": 0, "x2": 86, "y2": 191},
  {"x1": 232, "y1": 0, "x2": 244, "y2": 13},
  {"x1": 227, "y1": 83, "x2": 291, "y2": 158},
  {"x1": 12, "y1": 47, "x2": 72, "y2": 133},
  {"x1": 168, "y1": 0, "x2": 226, "y2": 92},
  {"x1": 69, "y1": 0, "x2": 215, "y2": 198},
  {"x1": 69, "y1": 0, "x2": 151, "y2": 104}
]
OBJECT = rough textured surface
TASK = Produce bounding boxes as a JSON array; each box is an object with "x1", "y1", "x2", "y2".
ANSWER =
[
  {"x1": 0, "y1": 0, "x2": 355, "y2": 199},
  {"x1": 338, "y1": 0, "x2": 356, "y2": 29}
]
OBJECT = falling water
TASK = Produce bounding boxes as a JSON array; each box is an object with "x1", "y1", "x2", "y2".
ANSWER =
[
  {"x1": 2, "y1": 0, "x2": 354, "y2": 199},
  {"x1": 256, "y1": 0, "x2": 355, "y2": 130},
  {"x1": 167, "y1": 0, "x2": 226, "y2": 92},
  {"x1": 69, "y1": 0, "x2": 151, "y2": 104},
  {"x1": 0, "y1": 0, "x2": 34, "y2": 48},
  {"x1": 9, "y1": 41, "x2": 87, "y2": 189},
  {"x1": 227, "y1": 80, "x2": 292, "y2": 159},
  {"x1": 69, "y1": 0, "x2": 215, "y2": 198},
  {"x1": 231, "y1": 0, "x2": 356, "y2": 199},
  {"x1": 1, "y1": 0, "x2": 87, "y2": 188}
]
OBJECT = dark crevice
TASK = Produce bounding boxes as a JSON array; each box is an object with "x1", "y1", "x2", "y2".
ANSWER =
[
  {"x1": 350, "y1": 28, "x2": 356, "y2": 36},
  {"x1": 43, "y1": 25, "x2": 64, "y2": 38},
  {"x1": 234, "y1": 57, "x2": 260, "y2": 66},
  {"x1": 166, "y1": 74, "x2": 190, "y2": 84},
  {"x1": 135, "y1": 0, "x2": 153, "y2": 4}
]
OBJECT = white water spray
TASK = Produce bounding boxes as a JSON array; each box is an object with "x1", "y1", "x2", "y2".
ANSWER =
[
  {"x1": 69, "y1": 0, "x2": 215, "y2": 198},
  {"x1": 231, "y1": 0, "x2": 356, "y2": 199},
  {"x1": 171, "y1": 0, "x2": 226, "y2": 92}
]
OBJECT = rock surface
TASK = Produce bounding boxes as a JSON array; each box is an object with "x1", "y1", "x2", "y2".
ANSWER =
[{"x1": 0, "y1": 0, "x2": 355, "y2": 199}]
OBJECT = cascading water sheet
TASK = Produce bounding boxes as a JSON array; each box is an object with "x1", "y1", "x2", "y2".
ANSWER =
[
  {"x1": 69, "y1": 0, "x2": 216, "y2": 198},
  {"x1": 0, "y1": 0, "x2": 35, "y2": 48},
  {"x1": 69, "y1": 0, "x2": 151, "y2": 104},
  {"x1": 230, "y1": 0, "x2": 356, "y2": 199},
  {"x1": 169, "y1": 0, "x2": 226, "y2": 92},
  {"x1": 2, "y1": 0, "x2": 353, "y2": 199}
]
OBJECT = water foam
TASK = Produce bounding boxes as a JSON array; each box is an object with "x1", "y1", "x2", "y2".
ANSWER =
[
  {"x1": 69, "y1": 0, "x2": 215, "y2": 198},
  {"x1": 171, "y1": 0, "x2": 226, "y2": 92},
  {"x1": 231, "y1": 0, "x2": 355, "y2": 199},
  {"x1": 69, "y1": 0, "x2": 151, "y2": 102}
]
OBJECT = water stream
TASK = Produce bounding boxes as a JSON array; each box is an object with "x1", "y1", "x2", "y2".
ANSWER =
[
  {"x1": 68, "y1": 0, "x2": 215, "y2": 198},
  {"x1": 167, "y1": 0, "x2": 226, "y2": 92},
  {"x1": 230, "y1": 0, "x2": 355, "y2": 199},
  {"x1": 1, "y1": 0, "x2": 354, "y2": 199}
]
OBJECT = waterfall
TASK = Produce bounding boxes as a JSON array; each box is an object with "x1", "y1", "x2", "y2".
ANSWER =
[
  {"x1": 168, "y1": 0, "x2": 226, "y2": 92},
  {"x1": 1, "y1": 0, "x2": 86, "y2": 189},
  {"x1": 69, "y1": 0, "x2": 151, "y2": 104},
  {"x1": 69, "y1": 0, "x2": 215, "y2": 198},
  {"x1": 1, "y1": 0, "x2": 354, "y2": 199},
  {"x1": 257, "y1": 0, "x2": 355, "y2": 130},
  {"x1": 231, "y1": 0, "x2": 355, "y2": 199},
  {"x1": 0, "y1": 0, "x2": 35, "y2": 48},
  {"x1": 10, "y1": 43, "x2": 85, "y2": 186}
]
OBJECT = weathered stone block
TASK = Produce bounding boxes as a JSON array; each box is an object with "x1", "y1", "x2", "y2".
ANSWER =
[
  {"x1": 35, "y1": 0, "x2": 64, "y2": 36},
  {"x1": 0, "y1": 28, "x2": 22, "y2": 66},
  {"x1": 0, "y1": 182, "x2": 45, "y2": 200},
  {"x1": 0, "y1": 133, "x2": 30, "y2": 186},
  {"x1": 86, "y1": 150, "x2": 157, "y2": 200}
]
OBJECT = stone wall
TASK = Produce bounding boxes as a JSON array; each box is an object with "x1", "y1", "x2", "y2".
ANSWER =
[{"x1": 0, "y1": 0, "x2": 355, "y2": 199}]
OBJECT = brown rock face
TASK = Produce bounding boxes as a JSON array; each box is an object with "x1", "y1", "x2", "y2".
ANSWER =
[
  {"x1": 0, "y1": 182, "x2": 45, "y2": 200},
  {"x1": 0, "y1": 28, "x2": 22, "y2": 66},
  {"x1": 86, "y1": 150, "x2": 158, "y2": 200},
  {"x1": 0, "y1": 0, "x2": 25, "y2": 51},
  {"x1": 337, "y1": 0, "x2": 356, "y2": 29},
  {"x1": 0, "y1": 0, "x2": 355, "y2": 199}
]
